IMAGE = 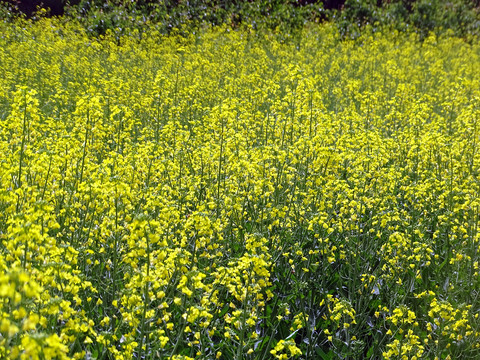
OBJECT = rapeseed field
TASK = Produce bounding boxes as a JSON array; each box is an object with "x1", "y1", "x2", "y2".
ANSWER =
[{"x1": 0, "y1": 17, "x2": 479, "y2": 360}]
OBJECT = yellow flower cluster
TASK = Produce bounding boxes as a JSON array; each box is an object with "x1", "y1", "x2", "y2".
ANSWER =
[
  {"x1": 327, "y1": 296, "x2": 356, "y2": 329},
  {"x1": 383, "y1": 330, "x2": 425, "y2": 360},
  {"x1": 270, "y1": 339, "x2": 302, "y2": 359}
]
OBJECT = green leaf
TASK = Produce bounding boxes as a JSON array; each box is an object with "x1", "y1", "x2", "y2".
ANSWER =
[
  {"x1": 218, "y1": 303, "x2": 229, "y2": 318},
  {"x1": 315, "y1": 347, "x2": 334, "y2": 360},
  {"x1": 366, "y1": 345, "x2": 374, "y2": 358}
]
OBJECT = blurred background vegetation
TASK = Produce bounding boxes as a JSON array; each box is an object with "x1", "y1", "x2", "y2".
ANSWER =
[{"x1": 0, "y1": 0, "x2": 479, "y2": 38}]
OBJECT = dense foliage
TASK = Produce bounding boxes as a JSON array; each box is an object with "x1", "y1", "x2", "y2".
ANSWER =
[
  {"x1": 1, "y1": 0, "x2": 480, "y2": 38},
  {"x1": 0, "y1": 16, "x2": 480, "y2": 359}
]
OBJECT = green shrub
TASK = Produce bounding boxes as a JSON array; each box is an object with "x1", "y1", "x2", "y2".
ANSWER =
[
  {"x1": 1, "y1": 0, "x2": 479, "y2": 38},
  {"x1": 335, "y1": 0, "x2": 480, "y2": 39},
  {"x1": 0, "y1": 0, "x2": 21, "y2": 22},
  {"x1": 63, "y1": 0, "x2": 325, "y2": 38}
]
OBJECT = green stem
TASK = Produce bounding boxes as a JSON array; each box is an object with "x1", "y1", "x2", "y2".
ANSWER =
[{"x1": 16, "y1": 91, "x2": 28, "y2": 212}]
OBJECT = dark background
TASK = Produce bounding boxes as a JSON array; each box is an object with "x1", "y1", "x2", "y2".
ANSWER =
[{"x1": 2, "y1": 0, "x2": 347, "y2": 17}]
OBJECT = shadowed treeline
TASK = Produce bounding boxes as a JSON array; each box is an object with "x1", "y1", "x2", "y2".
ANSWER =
[
  {"x1": 1, "y1": 1, "x2": 479, "y2": 39},
  {"x1": 1, "y1": 0, "x2": 345, "y2": 17}
]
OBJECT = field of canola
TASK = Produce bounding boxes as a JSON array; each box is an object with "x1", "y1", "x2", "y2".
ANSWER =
[{"x1": 0, "y1": 17, "x2": 480, "y2": 360}]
